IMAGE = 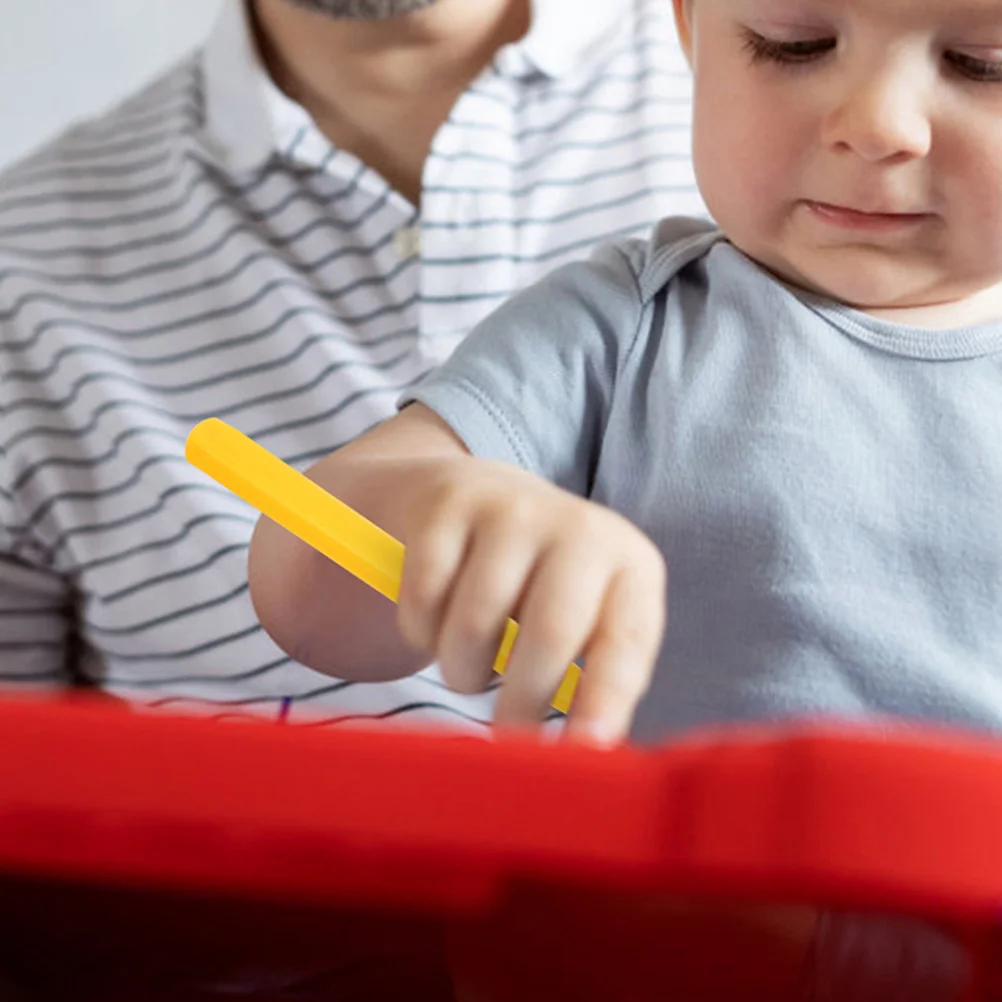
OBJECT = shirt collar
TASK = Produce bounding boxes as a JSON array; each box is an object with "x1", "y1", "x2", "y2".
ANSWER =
[
  {"x1": 198, "y1": 0, "x2": 634, "y2": 172},
  {"x1": 515, "y1": 0, "x2": 632, "y2": 80},
  {"x1": 198, "y1": 0, "x2": 311, "y2": 171}
]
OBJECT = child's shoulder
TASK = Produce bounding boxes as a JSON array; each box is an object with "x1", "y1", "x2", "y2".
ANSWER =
[{"x1": 596, "y1": 216, "x2": 728, "y2": 304}]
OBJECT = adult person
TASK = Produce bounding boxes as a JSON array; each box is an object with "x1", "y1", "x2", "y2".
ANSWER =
[{"x1": 0, "y1": 0, "x2": 701, "y2": 724}]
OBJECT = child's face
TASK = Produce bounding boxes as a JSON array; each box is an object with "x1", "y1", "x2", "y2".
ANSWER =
[{"x1": 674, "y1": 0, "x2": 1002, "y2": 314}]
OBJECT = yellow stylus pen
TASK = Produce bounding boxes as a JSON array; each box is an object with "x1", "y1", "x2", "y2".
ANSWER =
[{"x1": 185, "y1": 418, "x2": 581, "y2": 715}]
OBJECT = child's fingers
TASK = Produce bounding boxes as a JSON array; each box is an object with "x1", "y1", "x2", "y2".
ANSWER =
[
  {"x1": 494, "y1": 543, "x2": 610, "y2": 728},
  {"x1": 436, "y1": 516, "x2": 540, "y2": 694},
  {"x1": 566, "y1": 563, "x2": 666, "y2": 744},
  {"x1": 397, "y1": 505, "x2": 470, "y2": 655}
]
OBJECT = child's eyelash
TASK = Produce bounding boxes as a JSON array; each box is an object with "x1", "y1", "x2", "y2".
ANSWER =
[
  {"x1": 945, "y1": 51, "x2": 1002, "y2": 84},
  {"x1": 740, "y1": 28, "x2": 1002, "y2": 85},
  {"x1": 740, "y1": 28, "x2": 836, "y2": 66}
]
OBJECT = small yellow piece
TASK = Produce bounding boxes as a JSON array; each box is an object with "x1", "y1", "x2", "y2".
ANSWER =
[{"x1": 185, "y1": 418, "x2": 580, "y2": 715}]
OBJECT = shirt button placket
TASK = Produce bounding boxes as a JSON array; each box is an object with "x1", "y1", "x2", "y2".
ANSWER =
[{"x1": 419, "y1": 72, "x2": 519, "y2": 365}]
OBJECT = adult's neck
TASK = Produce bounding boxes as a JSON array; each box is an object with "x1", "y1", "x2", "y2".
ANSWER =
[{"x1": 252, "y1": 0, "x2": 530, "y2": 114}]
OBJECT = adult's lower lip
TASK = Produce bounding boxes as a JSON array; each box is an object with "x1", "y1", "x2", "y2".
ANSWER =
[{"x1": 804, "y1": 200, "x2": 929, "y2": 231}]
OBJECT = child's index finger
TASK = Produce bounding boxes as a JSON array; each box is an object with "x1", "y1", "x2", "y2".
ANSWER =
[{"x1": 185, "y1": 418, "x2": 581, "y2": 716}]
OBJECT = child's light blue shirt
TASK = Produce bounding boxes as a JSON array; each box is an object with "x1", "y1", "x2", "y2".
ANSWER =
[{"x1": 406, "y1": 217, "x2": 1002, "y2": 743}]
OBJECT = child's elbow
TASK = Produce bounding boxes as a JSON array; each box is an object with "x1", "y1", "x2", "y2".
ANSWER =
[
  {"x1": 248, "y1": 514, "x2": 324, "y2": 670},
  {"x1": 247, "y1": 514, "x2": 428, "y2": 683}
]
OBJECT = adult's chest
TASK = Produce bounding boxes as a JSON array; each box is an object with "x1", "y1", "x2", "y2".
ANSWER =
[{"x1": 2, "y1": 209, "x2": 435, "y2": 688}]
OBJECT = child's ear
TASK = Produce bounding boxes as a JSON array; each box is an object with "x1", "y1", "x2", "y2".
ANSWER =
[{"x1": 672, "y1": 0, "x2": 694, "y2": 66}]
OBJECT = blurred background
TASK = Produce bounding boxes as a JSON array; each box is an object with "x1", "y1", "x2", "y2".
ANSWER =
[{"x1": 0, "y1": 0, "x2": 223, "y2": 170}]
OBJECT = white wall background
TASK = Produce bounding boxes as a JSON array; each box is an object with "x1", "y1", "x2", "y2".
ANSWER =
[{"x1": 0, "y1": 0, "x2": 223, "y2": 170}]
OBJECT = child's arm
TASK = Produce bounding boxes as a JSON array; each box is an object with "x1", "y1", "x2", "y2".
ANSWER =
[
  {"x1": 248, "y1": 402, "x2": 465, "y2": 684},
  {"x1": 249, "y1": 402, "x2": 666, "y2": 741}
]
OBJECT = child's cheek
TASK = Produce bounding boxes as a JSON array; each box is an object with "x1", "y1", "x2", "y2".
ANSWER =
[
  {"x1": 691, "y1": 63, "x2": 805, "y2": 236},
  {"x1": 692, "y1": 106, "x2": 790, "y2": 243},
  {"x1": 938, "y1": 126, "x2": 1002, "y2": 276}
]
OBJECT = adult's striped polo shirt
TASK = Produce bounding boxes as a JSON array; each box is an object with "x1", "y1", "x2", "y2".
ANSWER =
[{"x1": 0, "y1": 0, "x2": 704, "y2": 728}]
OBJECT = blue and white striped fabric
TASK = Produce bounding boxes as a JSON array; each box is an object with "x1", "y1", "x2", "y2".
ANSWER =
[{"x1": 0, "y1": 0, "x2": 704, "y2": 728}]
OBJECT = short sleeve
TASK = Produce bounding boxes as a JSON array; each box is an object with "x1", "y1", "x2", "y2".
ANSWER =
[
  {"x1": 404, "y1": 241, "x2": 648, "y2": 497},
  {"x1": 0, "y1": 401, "x2": 73, "y2": 688}
]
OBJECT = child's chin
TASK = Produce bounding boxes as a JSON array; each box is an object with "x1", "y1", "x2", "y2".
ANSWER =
[{"x1": 798, "y1": 258, "x2": 938, "y2": 314}]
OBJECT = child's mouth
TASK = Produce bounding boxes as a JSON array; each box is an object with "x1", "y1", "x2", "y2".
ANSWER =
[{"x1": 804, "y1": 200, "x2": 929, "y2": 232}]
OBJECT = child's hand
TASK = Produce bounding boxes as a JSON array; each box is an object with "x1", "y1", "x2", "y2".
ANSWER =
[{"x1": 395, "y1": 457, "x2": 667, "y2": 742}]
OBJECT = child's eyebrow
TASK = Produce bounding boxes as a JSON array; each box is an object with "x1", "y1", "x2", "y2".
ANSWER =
[
  {"x1": 736, "y1": 0, "x2": 1002, "y2": 23},
  {"x1": 880, "y1": 0, "x2": 1002, "y2": 27}
]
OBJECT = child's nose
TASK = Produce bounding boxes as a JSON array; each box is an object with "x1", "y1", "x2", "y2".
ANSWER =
[{"x1": 821, "y1": 68, "x2": 933, "y2": 164}]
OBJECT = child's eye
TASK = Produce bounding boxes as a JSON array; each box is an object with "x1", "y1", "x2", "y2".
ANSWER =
[
  {"x1": 740, "y1": 28, "x2": 836, "y2": 66},
  {"x1": 945, "y1": 51, "x2": 1002, "y2": 83}
]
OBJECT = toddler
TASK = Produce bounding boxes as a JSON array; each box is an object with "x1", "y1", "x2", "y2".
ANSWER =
[{"x1": 250, "y1": 0, "x2": 1002, "y2": 748}]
